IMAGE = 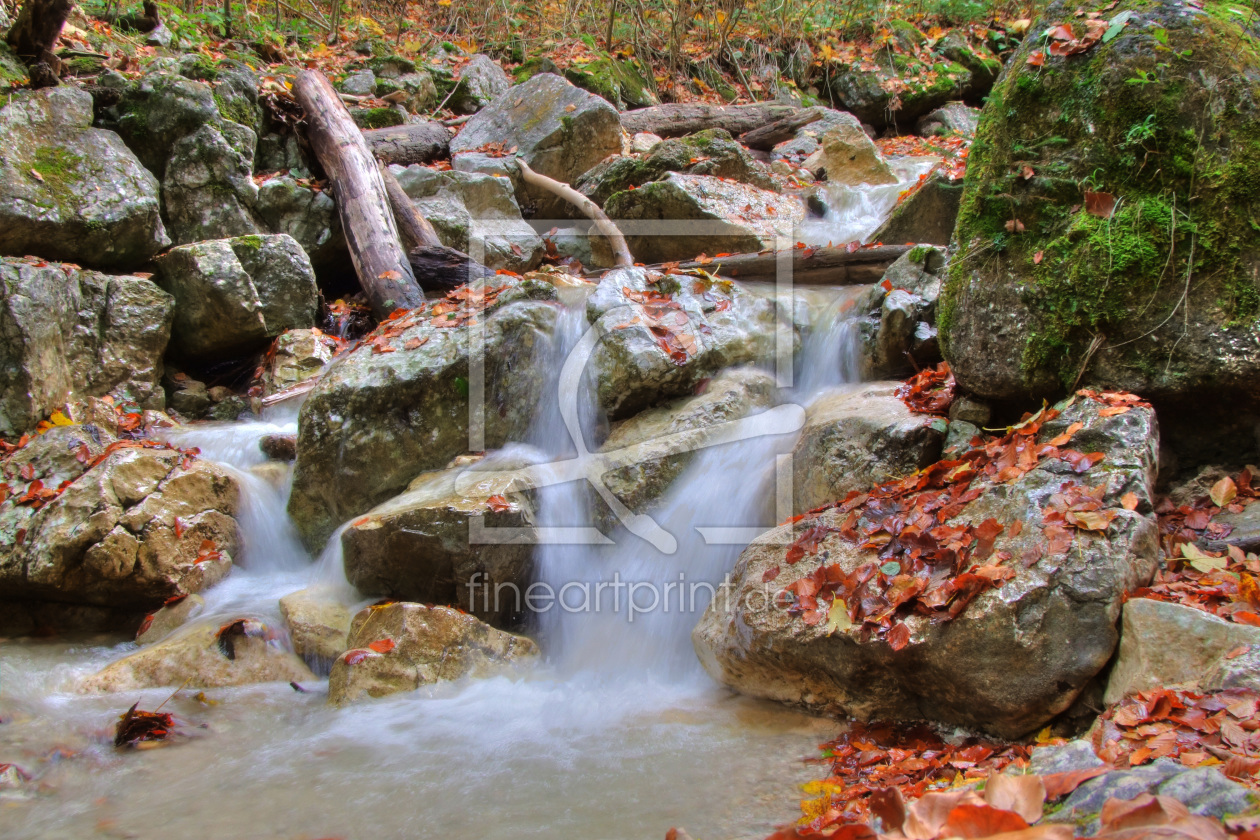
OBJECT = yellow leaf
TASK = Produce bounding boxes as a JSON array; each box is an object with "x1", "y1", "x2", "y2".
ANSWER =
[
  {"x1": 824, "y1": 597, "x2": 852, "y2": 635},
  {"x1": 1181, "y1": 542, "x2": 1229, "y2": 573},
  {"x1": 1211, "y1": 476, "x2": 1238, "y2": 508},
  {"x1": 49, "y1": 410, "x2": 74, "y2": 426}
]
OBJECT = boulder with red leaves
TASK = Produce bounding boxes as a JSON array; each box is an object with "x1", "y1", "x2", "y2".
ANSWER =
[{"x1": 694, "y1": 390, "x2": 1161, "y2": 738}]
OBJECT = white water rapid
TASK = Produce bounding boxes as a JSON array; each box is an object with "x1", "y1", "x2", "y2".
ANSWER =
[{"x1": 0, "y1": 176, "x2": 902, "y2": 838}]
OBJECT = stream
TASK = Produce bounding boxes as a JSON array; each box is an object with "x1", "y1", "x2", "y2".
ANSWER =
[{"x1": 0, "y1": 168, "x2": 914, "y2": 839}]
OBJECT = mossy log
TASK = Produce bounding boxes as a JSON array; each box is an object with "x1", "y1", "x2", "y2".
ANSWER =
[
  {"x1": 737, "y1": 106, "x2": 825, "y2": 150},
  {"x1": 294, "y1": 69, "x2": 425, "y2": 317},
  {"x1": 593, "y1": 244, "x2": 911, "y2": 285}
]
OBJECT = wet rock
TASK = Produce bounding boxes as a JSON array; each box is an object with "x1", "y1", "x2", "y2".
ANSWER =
[
  {"x1": 288, "y1": 280, "x2": 559, "y2": 548},
  {"x1": 949, "y1": 395, "x2": 991, "y2": 427},
  {"x1": 80, "y1": 618, "x2": 314, "y2": 692},
  {"x1": 578, "y1": 129, "x2": 774, "y2": 207},
  {"x1": 279, "y1": 587, "x2": 353, "y2": 667},
  {"x1": 260, "y1": 328, "x2": 339, "y2": 397},
  {"x1": 163, "y1": 122, "x2": 264, "y2": 244},
  {"x1": 1203, "y1": 503, "x2": 1260, "y2": 554},
  {"x1": 853, "y1": 246, "x2": 945, "y2": 378},
  {"x1": 693, "y1": 393, "x2": 1161, "y2": 737},
  {"x1": 391, "y1": 164, "x2": 542, "y2": 272},
  {"x1": 1104, "y1": 598, "x2": 1260, "y2": 703},
  {"x1": 605, "y1": 173, "x2": 804, "y2": 264},
  {"x1": 597, "y1": 368, "x2": 777, "y2": 530},
  {"x1": 157, "y1": 234, "x2": 319, "y2": 360},
  {"x1": 136, "y1": 593, "x2": 205, "y2": 644},
  {"x1": 1029, "y1": 739, "x2": 1105, "y2": 776},
  {"x1": 260, "y1": 434, "x2": 297, "y2": 461},
  {"x1": 0, "y1": 87, "x2": 169, "y2": 267},
  {"x1": 166, "y1": 372, "x2": 211, "y2": 419},
  {"x1": 941, "y1": 419, "x2": 980, "y2": 460},
  {"x1": 446, "y1": 54, "x2": 511, "y2": 114},
  {"x1": 942, "y1": 0, "x2": 1260, "y2": 404},
  {"x1": 791, "y1": 382, "x2": 947, "y2": 515},
  {"x1": 450, "y1": 73, "x2": 621, "y2": 217},
  {"x1": 0, "y1": 257, "x2": 174, "y2": 438},
  {"x1": 0, "y1": 434, "x2": 240, "y2": 634},
  {"x1": 803, "y1": 122, "x2": 896, "y2": 186},
  {"x1": 871, "y1": 172, "x2": 964, "y2": 247},
  {"x1": 327, "y1": 601, "x2": 539, "y2": 704},
  {"x1": 339, "y1": 454, "x2": 537, "y2": 627},
  {"x1": 585, "y1": 267, "x2": 779, "y2": 418},
  {"x1": 771, "y1": 109, "x2": 869, "y2": 165},
  {"x1": 916, "y1": 101, "x2": 980, "y2": 138}
]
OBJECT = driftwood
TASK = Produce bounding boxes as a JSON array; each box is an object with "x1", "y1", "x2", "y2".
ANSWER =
[
  {"x1": 294, "y1": 69, "x2": 425, "y2": 317},
  {"x1": 738, "y1": 106, "x2": 825, "y2": 151},
  {"x1": 6, "y1": 0, "x2": 73, "y2": 88},
  {"x1": 599, "y1": 244, "x2": 911, "y2": 286},
  {"x1": 362, "y1": 120, "x2": 452, "y2": 166},
  {"x1": 620, "y1": 103, "x2": 800, "y2": 139},
  {"x1": 378, "y1": 162, "x2": 494, "y2": 291},
  {"x1": 515, "y1": 159, "x2": 633, "y2": 268}
]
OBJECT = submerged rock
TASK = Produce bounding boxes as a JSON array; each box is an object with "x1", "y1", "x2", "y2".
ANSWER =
[
  {"x1": 941, "y1": 0, "x2": 1260, "y2": 403},
  {"x1": 791, "y1": 382, "x2": 947, "y2": 515},
  {"x1": 157, "y1": 234, "x2": 319, "y2": 360},
  {"x1": 327, "y1": 601, "x2": 539, "y2": 704},
  {"x1": 0, "y1": 257, "x2": 173, "y2": 437},
  {"x1": 288, "y1": 279, "x2": 559, "y2": 548},
  {"x1": 136, "y1": 593, "x2": 205, "y2": 645},
  {"x1": 693, "y1": 392, "x2": 1161, "y2": 737},
  {"x1": 80, "y1": 618, "x2": 313, "y2": 692},
  {"x1": 585, "y1": 267, "x2": 779, "y2": 418},
  {"x1": 0, "y1": 87, "x2": 169, "y2": 268},
  {"x1": 391, "y1": 164, "x2": 542, "y2": 272},
  {"x1": 0, "y1": 430, "x2": 240, "y2": 634},
  {"x1": 604, "y1": 173, "x2": 804, "y2": 264}
]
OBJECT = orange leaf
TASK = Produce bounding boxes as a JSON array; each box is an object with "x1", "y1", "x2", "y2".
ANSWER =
[
  {"x1": 944, "y1": 803, "x2": 1030, "y2": 839},
  {"x1": 1121, "y1": 492, "x2": 1139, "y2": 511},
  {"x1": 486, "y1": 494, "x2": 510, "y2": 512},
  {"x1": 367, "y1": 638, "x2": 395, "y2": 653},
  {"x1": 985, "y1": 771, "x2": 1046, "y2": 823},
  {"x1": 1041, "y1": 766, "x2": 1108, "y2": 799},
  {"x1": 1084, "y1": 190, "x2": 1117, "y2": 219}
]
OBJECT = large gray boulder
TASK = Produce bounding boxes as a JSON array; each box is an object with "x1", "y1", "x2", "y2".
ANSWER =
[
  {"x1": 802, "y1": 122, "x2": 896, "y2": 186},
  {"x1": 392, "y1": 164, "x2": 542, "y2": 272},
  {"x1": 328, "y1": 601, "x2": 539, "y2": 704},
  {"x1": 156, "y1": 234, "x2": 319, "y2": 359},
  {"x1": 791, "y1": 382, "x2": 947, "y2": 514},
  {"x1": 446, "y1": 54, "x2": 511, "y2": 114},
  {"x1": 771, "y1": 108, "x2": 868, "y2": 165},
  {"x1": 0, "y1": 87, "x2": 169, "y2": 268},
  {"x1": 694, "y1": 392, "x2": 1161, "y2": 738},
  {"x1": 1104, "y1": 598, "x2": 1260, "y2": 703},
  {"x1": 288, "y1": 280, "x2": 560, "y2": 548},
  {"x1": 585, "y1": 267, "x2": 779, "y2": 418},
  {"x1": 0, "y1": 257, "x2": 173, "y2": 437},
  {"x1": 450, "y1": 73, "x2": 622, "y2": 217},
  {"x1": 163, "y1": 122, "x2": 264, "y2": 244},
  {"x1": 339, "y1": 454, "x2": 537, "y2": 627},
  {"x1": 577, "y1": 129, "x2": 775, "y2": 207},
  {"x1": 253, "y1": 175, "x2": 345, "y2": 270},
  {"x1": 871, "y1": 172, "x2": 964, "y2": 247},
  {"x1": 0, "y1": 425, "x2": 240, "y2": 634},
  {"x1": 604, "y1": 173, "x2": 804, "y2": 264}
]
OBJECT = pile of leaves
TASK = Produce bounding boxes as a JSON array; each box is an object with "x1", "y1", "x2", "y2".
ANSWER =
[
  {"x1": 1026, "y1": 8, "x2": 1133, "y2": 68},
  {"x1": 896, "y1": 363, "x2": 955, "y2": 415},
  {"x1": 1136, "y1": 469, "x2": 1260, "y2": 626},
  {"x1": 1093, "y1": 688, "x2": 1260, "y2": 786},
  {"x1": 114, "y1": 703, "x2": 174, "y2": 749},
  {"x1": 877, "y1": 136, "x2": 971, "y2": 184},
  {"x1": 769, "y1": 392, "x2": 1132, "y2": 648},
  {"x1": 356, "y1": 281, "x2": 515, "y2": 356}
]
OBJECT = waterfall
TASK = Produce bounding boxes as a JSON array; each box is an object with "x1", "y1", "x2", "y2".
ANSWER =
[{"x1": 797, "y1": 156, "x2": 938, "y2": 247}]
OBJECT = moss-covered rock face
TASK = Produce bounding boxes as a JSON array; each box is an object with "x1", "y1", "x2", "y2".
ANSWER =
[
  {"x1": 942, "y1": 0, "x2": 1260, "y2": 403},
  {"x1": 563, "y1": 57, "x2": 659, "y2": 110},
  {"x1": 351, "y1": 106, "x2": 406, "y2": 129}
]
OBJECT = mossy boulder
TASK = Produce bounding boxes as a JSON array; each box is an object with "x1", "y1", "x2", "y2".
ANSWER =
[
  {"x1": 0, "y1": 42, "x2": 27, "y2": 93},
  {"x1": 563, "y1": 57, "x2": 659, "y2": 110},
  {"x1": 163, "y1": 122, "x2": 264, "y2": 244},
  {"x1": 351, "y1": 106, "x2": 406, "y2": 129},
  {"x1": 437, "y1": 54, "x2": 511, "y2": 114},
  {"x1": 824, "y1": 54, "x2": 971, "y2": 131},
  {"x1": 0, "y1": 87, "x2": 169, "y2": 268},
  {"x1": 577, "y1": 128, "x2": 774, "y2": 206},
  {"x1": 941, "y1": 0, "x2": 1260, "y2": 404}
]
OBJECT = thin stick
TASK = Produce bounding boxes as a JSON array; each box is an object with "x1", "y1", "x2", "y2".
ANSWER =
[
  {"x1": 153, "y1": 676, "x2": 195, "y2": 712},
  {"x1": 514, "y1": 158, "x2": 633, "y2": 268}
]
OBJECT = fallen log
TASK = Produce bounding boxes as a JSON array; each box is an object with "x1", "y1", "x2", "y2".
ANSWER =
[
  {"x1": 620, "y1": 103, "x2": 800, "y2": 139},
  {"x1": 378, "y1": 162, "x2": 494, "y2": 291},
  {"x1": 294, "y1": 69, "x2": 425, "y2": 318},
  {"x1": 515, "y1": 159, "x2": 632, "y2": 268},
  {"x1": 738, "y1": 106, "x2": 825, "y2": 151},
  {"x1": 594, "y1": 244, "x2": 911, "y2": 286},
  {"x1": 6, "y1": 0, "x2": 73, "y2": 88},
  {"x1": 362, "y1": 121, "x2": 452, "y2": 166}
]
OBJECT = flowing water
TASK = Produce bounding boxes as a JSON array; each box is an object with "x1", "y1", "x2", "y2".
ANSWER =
[
  {"x1": 797, "y1": 156, "x2": 940, "y2": 248},
  {"x1": 0, "y1": 193, "x2": 890, "y2": 838}
]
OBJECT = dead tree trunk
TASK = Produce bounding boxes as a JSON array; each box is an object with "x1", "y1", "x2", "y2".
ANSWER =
[
  {"x1": 738, "y1": 106, "x2": 825, "y2": 150},
  {"x1": 620, "y1": 103, "x2": 799, "y2": 138},
  {"x1": 363, "y1": 121, "x2": 452, "y2": 166},
  {"x1": 378, "y1": 162, "x2": 494, "y2": 291},
  {"x1": 594, "y1": 244, "x2": 911, "y2": 285},
  {"x1": 294, "y1": 69, "x2": 425, "y2": 317},
  {"x1": 6, "y1": 0, "x2": 74, "y2": 88}
]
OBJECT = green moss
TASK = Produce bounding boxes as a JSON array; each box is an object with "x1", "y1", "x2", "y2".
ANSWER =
[
  {"x1": 232, "y1": 235, "x2": 265, "y2": 252},
  {"x1": 31, "y1": 147, "x2": 85, "y2": 210},
  {"x1": 351, "y1": 107, "x2": 405, "y2": 129},
  {"x1": 214, "y1": 93, "x2": 254, "y2": 127},
  {"x1": 942, "y1": 0, "x2": 1260, "y2": 393}
]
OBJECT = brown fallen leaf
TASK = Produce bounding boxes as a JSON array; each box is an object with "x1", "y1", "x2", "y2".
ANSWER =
[{"x1": 985, "y1": 770, "x2": 1047, "y2": 823}]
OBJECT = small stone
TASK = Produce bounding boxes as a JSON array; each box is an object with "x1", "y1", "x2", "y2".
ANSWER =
[
  {"x1": 340, "y1": 69, "x2": 377, "y2": 97},
  {"x1": 631, "y1": 132, "x2": 663, "y2": 153},
  {"x1": 949, "y1": 395, "x2": 992, "y2": 427},
  {"x1": 260, "y1": 434, "x2": 297, "y2": 461}
]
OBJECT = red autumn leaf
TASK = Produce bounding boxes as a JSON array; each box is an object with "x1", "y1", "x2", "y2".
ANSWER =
[
  {"x1": 378, "y1": 270, "x2": 402, "y2": 281},
  {"x1": 343, "y1": 649, "x2": 371, "y2": 666},
  {"x1": 887, "y1": 622, "x2": 911, "y2": 651},
  {"x1": 762, "y1": 566, "x2": 781, "y2": 583},
  {"x1": 1084, "y1": 190, "x2": 1117, "y2": 219},
  {"x1": 944, "y1": 803, "x2": 1031, "y2": 838},
  {"x1": 367, "y1": 638, "x2": 395, "y2": 654},
  {"x1": 1041, "y1": 766, "x2": 1109, "y2": 799},
  {"x1": 20, "y1": 463, "x2": 34, "y2": 480},
  {"x1": 486, "y1": 495, "x2": 511, "y2": 513},
  {"x1": 1027, "y1": 50, "x2": 1046, "y2": 66}
]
